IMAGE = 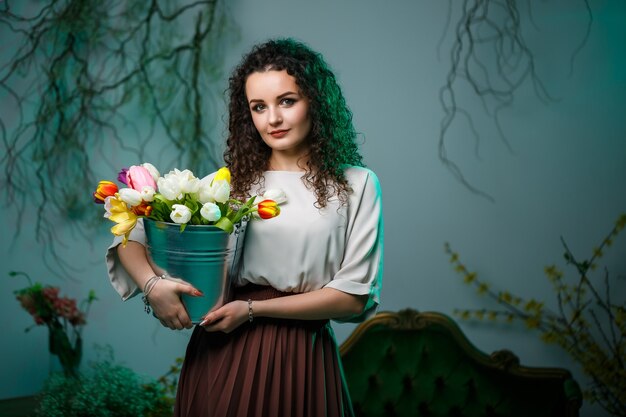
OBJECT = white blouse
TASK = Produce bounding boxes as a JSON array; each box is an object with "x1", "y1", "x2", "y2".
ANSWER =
[{"x1": 105, "y1": 166, "x2": 383, "y2": 322}]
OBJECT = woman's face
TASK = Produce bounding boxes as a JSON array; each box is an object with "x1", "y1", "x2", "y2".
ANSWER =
[{"x1": 245, "y1": 70, "x2": 312, "y2": 158}]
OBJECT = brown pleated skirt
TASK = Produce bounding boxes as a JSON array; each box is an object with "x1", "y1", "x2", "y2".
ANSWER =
[{"x1": 174, "y1": 284, "x2": 355, "y2": 417}]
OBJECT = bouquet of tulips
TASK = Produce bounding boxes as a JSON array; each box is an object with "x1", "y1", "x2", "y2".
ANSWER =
[{"x1": 93, "y1": 163, "x2": 282, "y2": 245}]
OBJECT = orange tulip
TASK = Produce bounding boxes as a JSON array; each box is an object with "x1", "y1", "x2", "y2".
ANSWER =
[
  {"x1": 132, "y1": 202, "x2": 153, "y2": 217},
  {"x1": 93, "y1": 181, "x2": 118, "y2": 204},
  {"x1": 257, "y1": 200, "x2": 280, "y2": 219}
]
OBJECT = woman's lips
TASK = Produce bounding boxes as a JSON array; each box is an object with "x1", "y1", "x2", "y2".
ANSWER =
[{"x1": 269, "y1": 129, "x2": 289, "y2": 138}]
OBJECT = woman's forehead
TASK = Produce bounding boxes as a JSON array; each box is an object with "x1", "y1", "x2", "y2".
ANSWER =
[{"x1": 245, "y1": 70, "x2": 300, "y2": 99}]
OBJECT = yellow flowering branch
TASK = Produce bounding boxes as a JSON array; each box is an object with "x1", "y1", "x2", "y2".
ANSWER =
[{"x1": 446, "y1": 213, "x2": 626, "y2": 416}]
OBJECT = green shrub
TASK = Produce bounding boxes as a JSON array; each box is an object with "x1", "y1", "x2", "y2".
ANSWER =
[{"x1": 37, "y1": 359, "x2": 173, "y2": 417}]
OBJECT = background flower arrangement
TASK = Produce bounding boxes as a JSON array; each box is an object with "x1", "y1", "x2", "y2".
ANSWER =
[
  {"x1": 12, "y1": 271, "x2": 97, "y2": 378},
  {"x1": 93, "y1": 163, "x2": 281, "y2": 245},
  {"x1": 445, "y1": 213, "x2": 626, "y2": 417}
]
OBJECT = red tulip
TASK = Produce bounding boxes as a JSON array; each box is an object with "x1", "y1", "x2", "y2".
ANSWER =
[
  {"x1": 257, "y1": 200, "x2": 280, "y2": 219},
  {"x1": 93, "y1": 181, "x2": 118, "y2": 203}
]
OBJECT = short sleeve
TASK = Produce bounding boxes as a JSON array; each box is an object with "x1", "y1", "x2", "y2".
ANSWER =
[
  {"x1": 324, "y1": 168, "x2": 383, "y2": 323},
  {"x1": 104, "y1": 218, "x2": 147, "y2": 301}
]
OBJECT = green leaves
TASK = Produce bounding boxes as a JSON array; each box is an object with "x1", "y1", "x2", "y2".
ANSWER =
[{"x1": 214, "y1": 217, "x2": 234, "y2": 234}]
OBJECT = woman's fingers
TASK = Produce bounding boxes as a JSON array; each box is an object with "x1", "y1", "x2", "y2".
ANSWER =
[
  {"x1": 165, "y1": 276, "x2": 203, "y2": 297},
  {"x1": 176, "y1": 282, "x2": 204, "y2": 297},
  {"x1": 160, "y1": 313, "x2": 190, "y2": 330},
  {"x1": 199, "y1": 309, "x2": 220, "y2": 327},
  {"x1": 200, "y1": 301, "x2": 248, "y2": 333},
  {"x1": 147, "y1": 279, "x2": 196, "y2": 329}
]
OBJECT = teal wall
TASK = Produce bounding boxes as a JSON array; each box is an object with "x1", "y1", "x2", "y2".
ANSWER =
[{"x1": 1, "y1": 1, "x2": 624, "y2": 416}]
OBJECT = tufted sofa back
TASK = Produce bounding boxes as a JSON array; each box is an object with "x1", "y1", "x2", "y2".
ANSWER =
[{"x1": 339, "y1": 309, "x2": 582, "y2": 417}]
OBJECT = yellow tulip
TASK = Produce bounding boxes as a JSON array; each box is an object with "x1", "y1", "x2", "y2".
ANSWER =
[
  {"x1": 110, "y1": 213, "x2": 137, "y2": 246},
  {"x1": 105, "y1": 194, "x2": 138, "y2": 246},
  {"x1": 213, "y1": 167, "x2": 231, "y2": 184},
  {"x1": 104, "y1": 194, "x2": 129, "y2": 218}
]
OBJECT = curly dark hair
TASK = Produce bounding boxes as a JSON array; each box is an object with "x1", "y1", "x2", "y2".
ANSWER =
[{"x1": 223, "y1": 38, "x2": 363, "y2": 208}]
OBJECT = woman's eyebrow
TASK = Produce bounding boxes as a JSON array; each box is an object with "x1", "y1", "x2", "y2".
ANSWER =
[
  {"x1": 277, "y1": 91, "x2": 298, "y2": 98},
  {"x1": 249, "y1": 91, "x2": 299, "y2": 104}
]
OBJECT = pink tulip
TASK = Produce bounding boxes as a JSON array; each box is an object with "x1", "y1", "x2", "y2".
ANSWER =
[{"x1": 126, "y1": 165, "x2": 157, "y2": 192}]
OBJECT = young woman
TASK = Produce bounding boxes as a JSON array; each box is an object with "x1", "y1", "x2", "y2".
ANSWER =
[{"x1": 106, "y1": 38, "x2": 383, "y2": 417}]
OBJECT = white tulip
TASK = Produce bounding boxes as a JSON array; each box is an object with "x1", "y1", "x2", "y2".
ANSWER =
[
  {"x1": 157, "y1": 176, "x2": 182, "y2": 201},
  {"x1": 140, "y1": 185, "x2": 155, "y2": 202},
  {"x1": 198, "y1": 176, "x2": 215, "y2": 204},
  {"x1": 210, "y1": 180, "x2": 230, "y2": 203},
  {"x1": 118, "y1": 188, "x2": 142, "y2": 207},
  {"x1": 170, "y1": 204, "x2": 192, "y2": 224},
  {"x1": 183, "y1": 177, "x2": 201, "y2": 194},
  {"x1": 141, "y1": 162, "x2": 160, "y2": 182},
  {"x1": 261, "y1": 188, "x2": 287, "y2": 204},
  {"x1": 200, "y1": 202, "x2": 221, "y2": 222},
  {"x1": 174, "y1": 169, "x2": 200, "y2": 194},
  {"x1": 103, "y1": 196, "x2": 115, "y2": 219}
]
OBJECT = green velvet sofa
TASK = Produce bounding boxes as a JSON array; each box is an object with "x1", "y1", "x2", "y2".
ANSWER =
[{"x1": 339, "y1": 309, "x2": 582, "y2": 417}]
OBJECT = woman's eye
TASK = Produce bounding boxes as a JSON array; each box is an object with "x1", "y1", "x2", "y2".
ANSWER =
[
  {"x1": 252, "y1": 104, "x2": 265, "y2": 112},
  {"x1": 280, "y1": 98, "x2": 295, "y2": 106}
]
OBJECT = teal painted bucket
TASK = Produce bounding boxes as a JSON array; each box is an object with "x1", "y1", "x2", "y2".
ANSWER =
[{"x1": 143, "y1": 219, "x2": 246, "y2": 324}]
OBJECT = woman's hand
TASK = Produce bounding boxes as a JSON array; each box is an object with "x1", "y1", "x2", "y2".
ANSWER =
[
  {"x1": 148, "y1": 278, "x2": 202, "y2": 330},
  {"x1": 116, "y1": 241, "x2": 202, "y2": 330},
  {"x1": 199, "y1": 300, "x2": 249, "y2": 333}
]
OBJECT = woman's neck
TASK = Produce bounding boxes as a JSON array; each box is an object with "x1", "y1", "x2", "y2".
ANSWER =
[{"x1": 267, "y1": 152, "x2": 308, "y2": 172}]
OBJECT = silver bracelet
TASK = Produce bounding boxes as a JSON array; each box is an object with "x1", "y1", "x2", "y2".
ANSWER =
[
  {"x1": 141, "y1": 274, "x2": 164, "y2": 314},
  {"x1": 247, "y1": 299, "x2": 254, "y2": 323}
]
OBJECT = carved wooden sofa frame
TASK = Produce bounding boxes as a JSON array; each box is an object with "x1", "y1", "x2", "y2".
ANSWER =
[{"x1": 339, "y1": 309, "x2": 582, "y2": 417}]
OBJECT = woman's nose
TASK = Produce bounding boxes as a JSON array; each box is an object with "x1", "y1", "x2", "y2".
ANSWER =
[{"x1": 268, "y1": 107, "x2": 282, "y2": 126}]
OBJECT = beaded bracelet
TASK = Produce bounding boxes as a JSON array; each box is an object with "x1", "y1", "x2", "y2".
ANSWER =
[{"x1": 247, "y1": 299, "x2": 254, "y2": 323}]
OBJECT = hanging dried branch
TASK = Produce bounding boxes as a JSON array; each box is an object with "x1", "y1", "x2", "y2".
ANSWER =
[
  {"x1": 438, "y1": 0, "x2": 592, "y2": 201},
  {"x1": 0, "y1": 0, "x2": 232, "y2": 277}
]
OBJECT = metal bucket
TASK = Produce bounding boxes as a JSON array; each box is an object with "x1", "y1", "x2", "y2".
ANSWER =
[{"x1": 143, "y1": 218, "x2": 246, "y2": 324}]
